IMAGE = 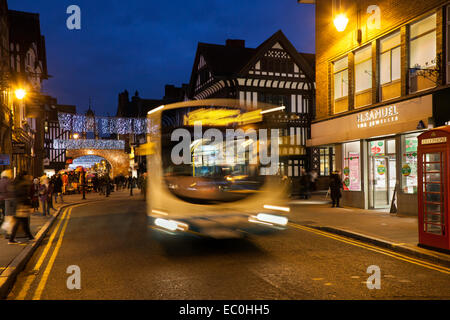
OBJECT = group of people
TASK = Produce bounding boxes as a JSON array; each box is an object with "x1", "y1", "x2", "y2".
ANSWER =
[{"x1": 0, "y1": 170, "x2": 66, "y2": 244}]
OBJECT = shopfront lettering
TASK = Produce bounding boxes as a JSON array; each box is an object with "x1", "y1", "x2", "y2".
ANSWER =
[{"x1": 357, "y1": 105, "x2": 399, "y2": 128}]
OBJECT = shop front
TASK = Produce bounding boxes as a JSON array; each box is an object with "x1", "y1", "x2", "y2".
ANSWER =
[{"x1": 308, "y1": 94, "x2": 433, "y2": 215}]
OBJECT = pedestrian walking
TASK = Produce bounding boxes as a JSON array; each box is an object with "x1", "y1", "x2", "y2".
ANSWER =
[
  {"x1": 54, "y1": 174, "x2": 63, "y2": 203},
  {"x1": 329, "y1": 171, "x2": 343, "y2": 208},
  {"x1": 0, "y1": 170, "x2": 16, "y2": 238},
  {"x1": 48, "y1": 176, "x2": 55, "y2": 210},
  {"x1": 30, "y1": 178, "x2": 40, "y2": 212},
  {"x1": 9, "y1": 173, "x2": 34, "y2": 244},
  {"x1": 299, "y1": 168, "x2": 310, "y2": 199},
  {"x1": 62, "y1": 173, "x2": 68, "y2": 195},
  {"x1": 39, "y1": 177, "x2": 50, "y2": 216},
  {"x1": 0, "y1": 170, "x2": 14, "y2": 224}
]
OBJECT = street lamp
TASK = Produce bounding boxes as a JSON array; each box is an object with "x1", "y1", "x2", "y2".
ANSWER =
[
  {"x1": 334, "y1": 13, "x2": 349, "y2": 32},
  {"x1": 15, "y1": 89, "x2": 26, "y2": 100},
  {"x1": 73, "y1": 133, "x2": 80, "y2": 139}
]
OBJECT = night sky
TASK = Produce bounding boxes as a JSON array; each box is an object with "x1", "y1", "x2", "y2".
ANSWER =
[{"x1": 8, "y1": 0, "x2": 315, "y2": 116}]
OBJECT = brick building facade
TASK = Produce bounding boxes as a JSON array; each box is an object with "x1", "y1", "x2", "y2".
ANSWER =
[{"x1": 301, "y1": 0, "x2": 450, "y2": 215}]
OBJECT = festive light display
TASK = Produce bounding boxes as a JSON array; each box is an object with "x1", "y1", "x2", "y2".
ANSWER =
[
  {"x1": 58, "y1": 113, "x2": 149, "y2": 135},
  {"x1": 54, "y1": 139, "x2": 125, "y2": 150}
]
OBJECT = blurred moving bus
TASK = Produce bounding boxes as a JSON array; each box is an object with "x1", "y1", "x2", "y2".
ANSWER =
[{"x1": 146, "y1": 99, "x2": 290, "y2": 239}]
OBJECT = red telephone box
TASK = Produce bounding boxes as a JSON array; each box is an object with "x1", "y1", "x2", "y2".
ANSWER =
[{"x1": 418, "y1": 126, "x2": 450, "y2": 251}]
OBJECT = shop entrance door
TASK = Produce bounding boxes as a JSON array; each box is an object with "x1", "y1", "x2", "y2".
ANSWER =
[{"x1": 369, "y1": 139, "x2": 396, "y2": 209}]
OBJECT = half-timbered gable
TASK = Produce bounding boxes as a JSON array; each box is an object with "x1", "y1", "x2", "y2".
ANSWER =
[{"x1": 188, "y1": 30, "x2": 316, "y2": 181}]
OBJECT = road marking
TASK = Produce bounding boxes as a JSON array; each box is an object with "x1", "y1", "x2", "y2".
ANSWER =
[
  {"x1": 32, "y1": 207, "x2": 73, "y2": 300},
  {"x1": 350, "y1": 276, "x2": 360, "y2": 279},
  {"x1": 15, "y1": 209, "x2": 69, "y2": 300},
  {"x1": 324, "y1": 283, "x2": 333, "y2": 286},
  {"x1": 288, "y1": 222, "x2": 450, "y2": 275},
  {"x1": 312, "y1": 278, "x2": 324, "y2": 281}
]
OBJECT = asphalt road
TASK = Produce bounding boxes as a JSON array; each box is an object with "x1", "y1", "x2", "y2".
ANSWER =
[{"x1": 7, "y1": 194, "x2": 450, "y2": 300}]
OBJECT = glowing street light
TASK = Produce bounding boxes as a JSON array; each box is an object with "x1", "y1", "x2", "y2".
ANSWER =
[
  {"x1": 334, "y1": 13, "x2": 349, "y2": 32},
  {"x1": 73, "y1": 133, "x2": 80, "y2": 139},
  {"x1": 15, "y1": 89, "x2": 26, "y2": 100}
]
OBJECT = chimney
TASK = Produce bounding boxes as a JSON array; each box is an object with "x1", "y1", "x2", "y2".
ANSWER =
[{"x1": 226, "y1": 39, "x2": 245, "y2": 48}]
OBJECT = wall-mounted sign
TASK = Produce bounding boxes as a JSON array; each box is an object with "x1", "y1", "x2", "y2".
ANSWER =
[
  {"x1": 357, "y1": 105, "x2": 399, "y2": 129},
  {"x1": 12, "y1": 143, "x2": 26, "y2": 154},
  {"x1": 421, "y1": 137, "x2": 447, "y2": 145},
  {"x1": 0, "y1": 154, "x2": 10, "y2": 165}
]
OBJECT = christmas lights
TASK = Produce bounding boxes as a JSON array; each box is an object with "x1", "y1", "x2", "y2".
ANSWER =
[
  {"x1": 54, "y1": 139, "x2": 125, "y2": 150},
  {"x1": 58, "y1": 113, "x2": 150, "y2": 135}
]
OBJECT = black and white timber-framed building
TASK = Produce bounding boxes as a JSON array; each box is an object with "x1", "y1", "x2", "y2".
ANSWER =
[{"x1": 188, "y1": 30, "x2": 316, "y2": 179}]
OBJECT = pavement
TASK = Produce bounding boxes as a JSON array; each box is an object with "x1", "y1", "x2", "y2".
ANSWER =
[
  {"x1": 0, "y1": 188, "x2": 138, "y2": 299},
  {"x1": 287, "y1": 192, "x2": 450, "y2": 267}
]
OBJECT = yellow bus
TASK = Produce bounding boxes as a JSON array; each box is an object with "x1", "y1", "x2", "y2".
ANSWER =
[{"x1": 146, "y1": 99, "x2": 290, "y2": 239}]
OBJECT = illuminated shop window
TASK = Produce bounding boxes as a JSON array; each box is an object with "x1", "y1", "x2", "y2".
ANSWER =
[
  {"x1": 379, "y1": 31, "x2": 401, "y2": 101},
  {"x1": 401, "y1": 133, "x2": 420, "y2": 194},
  {"x1": 342, "y1": 141, "x2": 361, "y2": 191},
  {"x1": 354, "y1": 45, "x2": 372, "y2": 108}
]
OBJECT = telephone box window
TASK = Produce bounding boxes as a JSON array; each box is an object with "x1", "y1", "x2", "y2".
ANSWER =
[{"x1": 422, "y1": 152, "x2": 444, "y2": 235}]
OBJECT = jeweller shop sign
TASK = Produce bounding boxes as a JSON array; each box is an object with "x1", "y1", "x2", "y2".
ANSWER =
[{"x1": 309, "y1": 95, "x2": 432, "y2": 147}]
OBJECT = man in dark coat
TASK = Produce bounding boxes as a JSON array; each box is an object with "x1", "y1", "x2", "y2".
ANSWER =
[{"x1": 329, "y1": 171, "x2": 343, "y2": 208}]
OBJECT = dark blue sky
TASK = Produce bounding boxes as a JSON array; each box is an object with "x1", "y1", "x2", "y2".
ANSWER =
[{"x1": 8, "y1": 0, "x2": 315, "y2": 116}]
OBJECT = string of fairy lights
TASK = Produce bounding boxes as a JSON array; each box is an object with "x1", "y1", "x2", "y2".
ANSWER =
[
  {"x1": 58, "y1": 112, "x2": 149, "y2": 135},
  {"x1": 54, "y1": 139, "x2": 125, "y2": 150}
]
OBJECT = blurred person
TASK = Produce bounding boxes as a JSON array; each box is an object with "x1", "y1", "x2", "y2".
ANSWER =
[
  {"x1": 29, "y1": 178, "x2": 40, "y2": 212},
  {"x1": 299, "y1": 168, "x2": 310, "y2": 200},
  {"x1": 48, "y1": 176, "x2": 55, "y2": 210},
  {"x1": 61, "y1": 173, "x2": 68, "y2": 194},
  {"x1": 39, "y1": 177, "x2": 50, "y2": 216},
  {"x1": 329, "y1": 171, "x2": 343, "y2": 208},
  {"x1": 54, "y1": 174, "x2": 63, "y2": 203},
  {"x1": 0, "y1": 170, "x2": 14, "y2": 220},
  {"x1": 0, "y1": 170, "x2": 15, "y2": 239},
  {"x1": 9, "y1": 173, "x2": 34, "y2": 244},
  {"x1": 310, "y1": 169, "x2": 318, "y2": 192}
]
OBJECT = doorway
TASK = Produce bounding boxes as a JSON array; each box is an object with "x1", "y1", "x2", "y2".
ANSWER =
[{"x1": 368, "y1": 139, "x2": 396, "y2": 209}]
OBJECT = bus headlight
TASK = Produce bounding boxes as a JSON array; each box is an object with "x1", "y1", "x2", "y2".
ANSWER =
[
  {"x1": 255, "y1": 213, "x2": 288, "y2": 226},
  {"x1": 155, "y1": 218, "x2": 189, "y2": 232}
]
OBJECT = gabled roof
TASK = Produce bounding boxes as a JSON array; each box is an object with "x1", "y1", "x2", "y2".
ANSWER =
[
  {"x1": 239, "y1": 30, "x2": 315, "y2": 82},
  {"x1": 188, "y1": 30, "x2": 315, "y2": 96}
]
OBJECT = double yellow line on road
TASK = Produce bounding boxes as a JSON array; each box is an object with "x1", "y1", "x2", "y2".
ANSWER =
[
  {"x1": 15, "y1": 203, "x2": 86, "y2": 300},
  {"x1": 288, "y1": 222, "x2": 450, "y2": 275}
]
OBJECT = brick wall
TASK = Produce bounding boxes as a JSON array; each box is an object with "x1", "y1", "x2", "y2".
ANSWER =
[{"x1": 316, "y1": 0, "x2": 448, "y2": 121}]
